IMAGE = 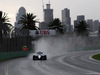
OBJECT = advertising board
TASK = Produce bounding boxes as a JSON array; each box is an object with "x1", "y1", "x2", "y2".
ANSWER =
[{"x1": 29, "y1": 30, "x2": 56, "y2": 36}]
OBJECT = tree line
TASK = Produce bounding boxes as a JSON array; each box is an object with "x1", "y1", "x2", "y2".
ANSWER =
[{"x1": 0, "y1": 11, "x2": 99, "y2": 38}]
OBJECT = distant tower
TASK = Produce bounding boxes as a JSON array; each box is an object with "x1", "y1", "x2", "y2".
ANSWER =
[
  {"x1": 74, "y1": 15, "x2": 86, "y2": 31},
  {"x1": 74, "y1": 15, "x2": 85, "y2": 29},
  {"x1": 15, "y1": 7, "x2": 26, "y2": 28},
  {"x1": 87, "y1": 19, "x2": 94, "y2": 32},
  {"x1": 62, "y1": 8, "x2": 71, "y2": 25},
  {"x1": 39, "y1": 1, "x2": 53, "y2": 30},
  {"x1": 94, "y1": 20, "x2": 100, "y2": 31},
  {"x1": 77, "y1": 15, "x2": 85, "y2": 22},
  {"x1": 43, "y1": 3, "x2": 53, "y2": 24},
  {"x1": 62, "y1": 8, "x2": 73, "y2": 32}
]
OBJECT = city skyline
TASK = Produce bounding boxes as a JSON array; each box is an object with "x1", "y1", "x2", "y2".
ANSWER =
[{"x1": 0, "y1": 0, "x2": 100, "y2": 25}]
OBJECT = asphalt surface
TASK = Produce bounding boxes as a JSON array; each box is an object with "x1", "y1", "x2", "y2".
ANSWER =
[{"x1": 0, "y1": 50, "x2": 100, "y2": 75}]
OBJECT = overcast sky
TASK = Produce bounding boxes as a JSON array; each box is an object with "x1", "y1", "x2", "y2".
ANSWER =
[{"x1": 0, "y1": 0, "x2": 100, "y2": 25}]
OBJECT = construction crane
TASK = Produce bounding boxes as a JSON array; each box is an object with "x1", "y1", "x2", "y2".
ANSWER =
[
  {"x1": 42, "y1": 0, "x2": 51, "y2": 10},
  {"x1": 42, "y1": 0, "x2": 44, "y2": 10}
]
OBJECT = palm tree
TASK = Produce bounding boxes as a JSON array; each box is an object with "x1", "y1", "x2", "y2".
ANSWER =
[
  {"x1": 74, "y1": 20, "x2": 90, "y2": 37},
  {"x1": 48, "y1": 18, "x2": 65, "y2": 34},
  {"x1": 0, "y1": 11, "x2": 12, "y2": 51},
  {"x1": 18, "y1": 13, "x2": 39, "y2": 30},
  {"x1": 0, "y1": 11, "x2": 12, "y2": 36}
]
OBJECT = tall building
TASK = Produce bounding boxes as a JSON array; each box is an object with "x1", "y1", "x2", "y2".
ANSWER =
[
  {"x1": 62, "y1": 8, "x2": 73, "y2": 32},
  {"x1": 39, "y1": 3, "x2": 53, "y2": 30},
  {"x1": 87, "y1": 19, "x2": 94, "y2": 32},
  {"x1": 74, "y1": 15, "x2": 85, "y2": 29},
  {"x1": 15, "y1": 7, "x2": 26, "y2": 28},
  {"x1": 44, "y1": 3, "x2": 53, "y2": 23},
  {"x1": 62, "y1": 8, "x2": 71, "y2": 25},
  {"x1": 77, "y1": 15, "x2": 85, "y2": 22},
  {"x1": 93, "y1": 20, "x2": 100, "y2": 31}
]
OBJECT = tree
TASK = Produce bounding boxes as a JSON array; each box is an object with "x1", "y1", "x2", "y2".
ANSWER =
[
  {"x1": 74, "y1": 20, "x2": 90, "y2": 37},
  {"x1": 0, "y1": 11, "x2": 12, "y2": 36},
  {"x1": 18, "y1": 13, "x2": 39, "y2": 30},
  {"x1": 48, "y1": 18, "x2": 65, "y2": 34},
  {"x1": 0, "y1": 11, "x2": 12, "y2": 51}
]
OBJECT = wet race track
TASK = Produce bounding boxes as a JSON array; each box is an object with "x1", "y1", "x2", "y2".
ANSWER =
[{"x1": 0, "y1": 50, "x2": 100, "y2": 75}]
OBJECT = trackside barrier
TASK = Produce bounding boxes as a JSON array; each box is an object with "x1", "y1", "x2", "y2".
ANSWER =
[
  {"x1": 0, "y1": 47, "x2": 100, "y2": 61},
  {"x1": 0, "y1": 51, "x2": 33, "y2": 61},
  {"x1": 73, "y1": 47, "x2": 100, "y2": 51}
]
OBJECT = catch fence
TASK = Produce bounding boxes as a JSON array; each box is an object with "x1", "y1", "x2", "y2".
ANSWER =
[{"x1": 0, "y1": 29, "x2": 33, "y2": 60}]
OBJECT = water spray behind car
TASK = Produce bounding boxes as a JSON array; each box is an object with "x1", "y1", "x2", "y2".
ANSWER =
[
  {"x1": 28, "y1": 34, "x2": 99, "y2": 60},
  {"x1": 34, "y1": 36, "x2": 72, "y2": 59}
]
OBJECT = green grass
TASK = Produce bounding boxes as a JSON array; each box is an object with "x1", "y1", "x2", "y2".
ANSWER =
[{"x1": 92, "y1": 54, "x2": 100, "y2": 61}]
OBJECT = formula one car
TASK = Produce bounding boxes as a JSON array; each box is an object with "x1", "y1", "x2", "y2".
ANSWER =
[{"x1": 33, "y1": 52, "x2": 47, "y2": 61}]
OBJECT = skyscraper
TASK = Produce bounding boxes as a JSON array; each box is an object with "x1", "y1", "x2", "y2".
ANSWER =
[
  {"x1": 62, "y1": 8, "x2": 73, "y2": 32},
  {"x1": 62, "y1": 8, "x2": 71, "y2": 25},
  {"x1": 44, "y1": 3, "x2": 53, "y2": 23},
  {"x1": 77, "y1": 15, "x2": 85, "y2": 22},
  {"x1": 74, "y1": 15, "x2": 85, "y2": 29},
  {"x1": 94, "y1": 20, "x2": 100, "y2": 31},
  {"x1": 87, "y1": 19, "x2": 94, "y2": 32},
  {"x1": 15, "y1": 7, "x2": 26, "y2": 28},
  {"x1": 39, "y1": 3, "x2": 53, "y2": 30}
]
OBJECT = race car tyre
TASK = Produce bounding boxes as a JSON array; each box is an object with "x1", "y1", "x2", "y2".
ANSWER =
[
  {"x1": 41, "y1": 55, "x2": 47, "y2": 60},
  {"x1": 44, "y1": 55, "x2": 47, "y2": 60},
  {"x1": 33, "y1": 56, "x2": 38, "y2": 60}
]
